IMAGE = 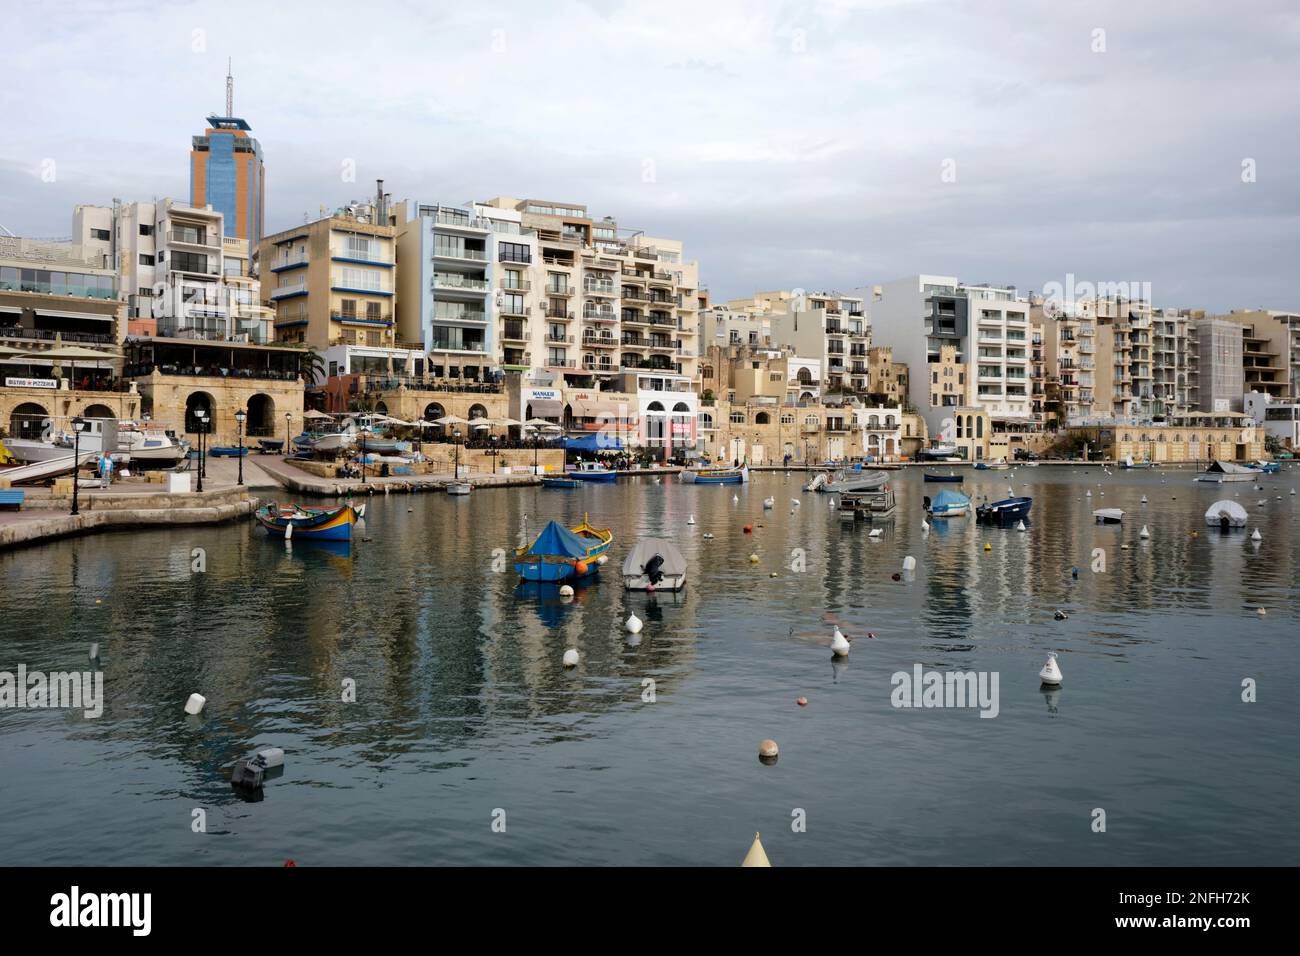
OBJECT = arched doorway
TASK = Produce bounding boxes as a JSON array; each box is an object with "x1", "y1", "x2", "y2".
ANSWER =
[
  {"x1": 247, "y1": 393, "x2": 275, "y2": 437},
  {"x1": 9, "y1": 402, "x2": 50, "y2": 440},
  {"x1": 671, "y1": 401, "x2": 691, "y2": 453},
  {"x1": 375, "y1": 401, "x2": 389, "y2": 416},
  {"x1": 184, "y1": 392, "x2": 215, "y2": 434},
  {"x1": 83, "y1": 403, "x2": 115, "y2": 420},
  {"x1": 755, "y1": 411, "x2": 770, "y2": 425},
  {"x1": 468, "y1": 403, "x2": 488, "y2": 420},
  {"x1": 423, "y1": 402, "x2": 446, "y2": 439},
  {"x1": 646, "y1": 400, "x2": 665, "y2": 446}
]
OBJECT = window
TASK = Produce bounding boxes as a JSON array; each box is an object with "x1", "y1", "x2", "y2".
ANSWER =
[
  {"x1": 730, "y1": 412, "x2": 745, "y2": 424},
  {"x1": 138, "y1": 254, "x2": 155, "y2": 266},
  {"x1": 340, "y1": 298, "x2": 357, "y2": 318},
  {"x1": 139, "y1": 225, "x2": 153, "y2": 237},
  {"x1": 90, "y1": 228, "x2": 110, "y2": 241},
  {"x1": 500, "y1": 292, "x2": 525, "y2": 315},
  {"x1": 345, "y1": 236, "x2": 376, "y2": 260},
  {"x1": 338, "y1": 267, "x2": 383, "y2": 291},
  {"x1": 932, "y1": 371, "x2": 938, "y2": 384},
  {"x1": 502, "y1": 270, "x2": 524, "y2": 290},
  {"x1": 170, "y1": 251, "x2": 207, "y2": 273},
  {"x1": 499, "y1": 242, "x2": 530, "y2": 264},
  {"x1": 366, "y1": 301, "x2": 381, "y2": 320}
]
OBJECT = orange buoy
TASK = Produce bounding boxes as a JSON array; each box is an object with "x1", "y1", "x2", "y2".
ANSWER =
[
  {"x1": 797, "y1": 697, "x2": 808, "y2": 707},
  {"x1": 743, "y1": 524, "x2": 753, "y2": 534},
  {"x1": 574, "y1": 561, "x2": 588, "y2": 575}
]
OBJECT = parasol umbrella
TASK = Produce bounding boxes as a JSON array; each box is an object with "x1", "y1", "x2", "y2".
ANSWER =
[
  {"x1": 18, "y1": 345, "x2": 113, "y2": 388},
  {"x1": 434, "y1": 415, "x2": 468, "y2": 426},
  {"x1": 467, "y1": 416, "x2": 493, "y2": 430},
  {"x1": 303, "y1": 409, "x2": 334, "y2": 420}
]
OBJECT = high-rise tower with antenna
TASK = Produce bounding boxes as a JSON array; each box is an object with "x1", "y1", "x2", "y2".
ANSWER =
[{"x1": 190, "y1": 60, "x2": 265, "y2": 252}]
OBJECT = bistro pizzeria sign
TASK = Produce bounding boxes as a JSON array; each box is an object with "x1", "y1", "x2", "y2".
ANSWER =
[{"x1": 5, "y1": 377, "x2": 58, "y2": 389}]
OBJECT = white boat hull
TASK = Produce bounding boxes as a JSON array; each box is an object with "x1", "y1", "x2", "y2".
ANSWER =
[{"x1": 0, "y1": 451, "x2": 98, "y2": 484}]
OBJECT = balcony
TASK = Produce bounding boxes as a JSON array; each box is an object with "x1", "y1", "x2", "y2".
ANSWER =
[
  {"x1": 582, "y1": 334, "x2": 618, "y2": 349},
  {"x1": 546, "y1": 333, "x2": 575, "y2": 345},
  {"x1": 432, "y1": 308, "x2": 487, "y2": 323},
  {"x1": 583, "y1": 281, "x2": 617, "y2": 297},
  {"x1": 270, "y1": 253, "x2": 308, "y2": 272},
  {"x1": 544, "y1": 309, "x2": 574, "y2": 321},
  {"x1": 271, "y1": 280, "x2": 308, "y2": 299},
  {"x1": 433, "y1": 274, "x2": 489, "y2": 293},
  {"x1": 583, "y1": 307, "x2": 617, "y2": 322},
  {"x1": 545, "y1": 285, "x2": 574, "y2": 298},
  {"x1": 501, "y1": 324, "x2": 529, "y2": 343},
  {"x1": 622, "y1": 288, "x2": 650, "y2": 302},
  {"x1": 433, "y1": 209, "x2": 490, "y2": 231},
  {"x1": 167, "y1": 229, "x2": 219, "y2": 248},
  {"x1": 433, "y1": 246, "x2": 488, "y2": 263},
  {"x1": 498, "y1": 278, "x2": 531, "y2": 292}
]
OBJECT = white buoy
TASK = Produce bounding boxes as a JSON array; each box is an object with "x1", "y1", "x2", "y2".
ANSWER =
[
  {"x1": 1139, "y1": 525, "x2": 1150, "y2": 539},
  {"x1": 1015, "y1": 520, "x2": 1026, "y2": 532},
  {"x1": 921, "y1": 518, "x2": 929, "y2": 532},
  {"x1": 626, "y1": 613, "x2": 643, "y2": 633},
  {"x1": 184, "y1": 693, "x2": 206, "y2": 715},
  {"x1": 597, "y1": 554, "x2": 608, "y2": 565},
  {"x1": 284, "y1": 521, "x2": 293, "y2": 540},
  {"x1": 732, "y1": 494, "x2": 739, "y2": 504},
  {"x1": 687, "y1": 514, "x2": 695, "y2": 525},
  {"x1": 830, "y1": 627, "x2": 850, "y2": 657},
  {"x1": 1251, "y1": 528, "x2": 1262, "y2": 541},
  {"x1": 868, "y1": 528, "x2": 883, "y2": 538},
  {"x1": 558, "y1": 584, "x2": 575, "y2": 597},
  {"x1": 902, "y1": 555, "x2": 916, "y2": 572},
  {"x1": 1141, "y1": 495, "x2": 1148, "y2": 503},
  {"x1": 563, "y1": 648, "x2": 580, "y2": 668},
  {"x1": 1039, "y1": 653, "x2": 1063, "y2": 685},
  {"x1": 89, "y1": 643, "x2": 99, "y2": 661},
  {"x1": 763, "y1": 496, "x2": 775, "y2": 509},
  {"x1": 749, "y1": 553, "x2": 759, "y2": 563},
  {"x1": 702, "y1": 532, "x2": 714, "y2": 540},
  {"x1": 1086, "y1": 490, "x2": 1092, "y2": 497},
  {"x1": 791, "y1": 498, "x2": 800, "y2": 507},
  {"x1": 741, "y1": 832, "x2": 772, "y2": 867}
]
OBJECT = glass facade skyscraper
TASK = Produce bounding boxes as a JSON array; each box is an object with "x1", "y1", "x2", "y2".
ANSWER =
[{"x1": 190, "y1": 114, "x2": 264, "y2": 253}]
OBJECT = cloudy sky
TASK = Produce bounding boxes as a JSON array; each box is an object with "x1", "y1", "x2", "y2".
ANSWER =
[{"x1": 2, "y1": 0, "x2": 1297, "y2": 311}]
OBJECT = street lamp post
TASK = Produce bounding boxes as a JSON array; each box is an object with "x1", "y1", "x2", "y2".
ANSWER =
[
  {"x1": 453, "y1": 429, "x2": 461, "y2": 478},
  {"x1": 70, "y1": 416, "x2": 86, "y2": 516},
  {"x1": 234, "y1": 409, "x2": 246, "y2": 486},
  {"x1": 359, "y1": 420, "x2": 367, "y2": 484},
  {"x1": 194, "y1": 408, "x2": 207, "y2": 493},
  {"x1": 285, "y1": 412, "x2": 292, "y2": 456},
  {"x1": 490, "y1": 434, "x2": 498, "y2": 474}
]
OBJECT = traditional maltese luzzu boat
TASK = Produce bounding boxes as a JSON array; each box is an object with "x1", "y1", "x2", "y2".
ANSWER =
[
  {"x1": 514, "y1": 514, "x2": 613, "y2": 582},
  {"x1": 255, "y1": 502, "x2": 356, "y2": 541}
]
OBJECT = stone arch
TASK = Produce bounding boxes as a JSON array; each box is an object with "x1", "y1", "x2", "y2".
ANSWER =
[
  {"x1": 247, "y1": 393, "x2": 276, "y2": 436},
  {"x1": 755, "y1": 411, "x2": 770, "y2": 425},
  {"x1": 83, "y1": 403, "x2": 115, "y2": 420},
  {"x1": 9, "y1": 402, "x2": 50, "y2": 440},
  {"x1": 468, "y1": 403, "x2": 488, "y2": 420},
  {"x1": 184, "y1": 391, "x2": 215, "y2": 434}
]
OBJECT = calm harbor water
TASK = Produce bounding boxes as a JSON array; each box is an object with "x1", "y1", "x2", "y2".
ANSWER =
[{"x1": 2, "y1": 465, "x2": 1298, "y2": 866}]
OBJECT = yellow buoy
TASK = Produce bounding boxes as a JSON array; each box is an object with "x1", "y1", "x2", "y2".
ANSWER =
[
  {"x1": 741, "y1": 831, "x2": 772, "y2": 867},
  {"x1": 984, "y1": 543, "x2": 992, "y2": 552}
]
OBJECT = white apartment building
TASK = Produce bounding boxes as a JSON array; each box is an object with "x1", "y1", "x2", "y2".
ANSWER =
[
  {"x1": 391, "y1": 197, "x2": 703, "y2": 395},
  {"x1": 74, "y1": 199, "x2": 270, "y2": 342},
  {"x1": 700, "y1": 306, "x2": 775, "y2": 351},
  {"x1": 857, "y1": 275, "x2": 1034, "y2": 436},
  {"x1": 1244, "y1": 390, "x2": 1300, "y2": 449}
]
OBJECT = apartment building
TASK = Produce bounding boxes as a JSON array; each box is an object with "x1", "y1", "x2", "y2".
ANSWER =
[
  {"x1": 74, "y1": 199, "x2": 270, "y2": 342},
  {"x1": 262, "y1": 203, "x2": 397, "y2": 355},
  {"x1": 861, "y1": 275, "x2": 1035, "y2": 437},
  {"x1": 1217, "y1": 310, "x2": 1298, "y2": 401},
  {"x1": 1095, "y1": 296, "x2": 1155, "y2": 419},
  {"x1": 726, "y1": 290, "x2": 869, "y2": 394},
  {"x1": 1190, "y1": 315, "x2": 1245, "y2": 412},
  {"x1": 699, "y1": 305, "x2": 775, "y2": 352}
]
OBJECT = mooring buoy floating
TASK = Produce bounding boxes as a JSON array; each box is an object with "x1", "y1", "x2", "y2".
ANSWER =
[
  {"x1": 89, "y1": 643, "x2": 99, "y2": 661},
  {"x1": 831, "y1": 627, "x2": 850, "y2": 657},
  {"x1": 758, "y1": 740, "x2": 779, "y2": 761},
  {"x1": 1139, "y1": 525, "x2": 1150, "y2": 539},
  {"x1": 1039, "y1": 653, "x2": 1063, "y2": 685},
  {"x1": 559, "y1": 584, "x2": 574, "y2": 598},
  {"x1": 626, "y1": 613, "x2": 643, "y2": 633},
  {"x1": 742, "y1": 832, "x2": 772, "y2": 866},
  {"x1": 563, "y1": 648, "x2": 580, "y2": 668},
  {"x1": 1251, "y1": 528, "x2": 1262, "y2": 541},
  {"x1": 902, "y1": 555, "x2": 916, "y2": 572},
  {"x1": 184, "y1": 693, "x2": 206, "y2": 715},
  {"x1": 1015, "y1": 520, "x2": 1026, "y2": 532},
  {"x1": 1054, "y1": 609, "x2": 1068, "y2": 620},
  {"x1": 687, "y1": 514, "x2": 695, "y2": 525}
]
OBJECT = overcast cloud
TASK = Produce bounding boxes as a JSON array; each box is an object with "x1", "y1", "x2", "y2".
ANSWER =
[{"x1": 1, "y1": 0, "x2": 1297, "y2": 311}]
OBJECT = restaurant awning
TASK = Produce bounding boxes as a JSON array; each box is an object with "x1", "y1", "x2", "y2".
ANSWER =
[
  {"x1": 571, "y1": 398, "x2": 632, "y2": 422},
  {"x1": 32, "y1": 308, "x2": 115, "y2": 323},
  {"x1": 526, "y1": 398, "x2": 562, "y2": 418}
]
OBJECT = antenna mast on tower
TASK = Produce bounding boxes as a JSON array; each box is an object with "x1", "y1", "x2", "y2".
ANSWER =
[{"x1": 226, "y1": 58, "x2": 233, "y2": 116}]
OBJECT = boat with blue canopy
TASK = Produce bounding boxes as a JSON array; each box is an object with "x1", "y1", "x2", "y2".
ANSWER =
[
  {"x1": 924, "y1": 489, "x2": 971, "y2": 518},
  {"x1": 514, "y1": 514, "x2": 613, "y2": 582}
]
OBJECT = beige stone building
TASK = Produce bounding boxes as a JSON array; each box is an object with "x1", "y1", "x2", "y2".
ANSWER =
[
  {"x1": 264, "y1": 206, "x2": 397, "y2": 352},
  {"x1": 1071, "y1": 411, "x2": 1262, "y2": 463}
]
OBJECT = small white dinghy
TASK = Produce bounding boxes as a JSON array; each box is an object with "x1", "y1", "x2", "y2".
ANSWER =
[
  {"x1": 1204, "y1": 499, "x2": 1247, "y2": 529},
  {"x1": 622, "y1": 537, "x2": 687, "y2": 591},
  {"x1": 1093, "y1": 508, "x2": 1124, "y2": 524}
]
